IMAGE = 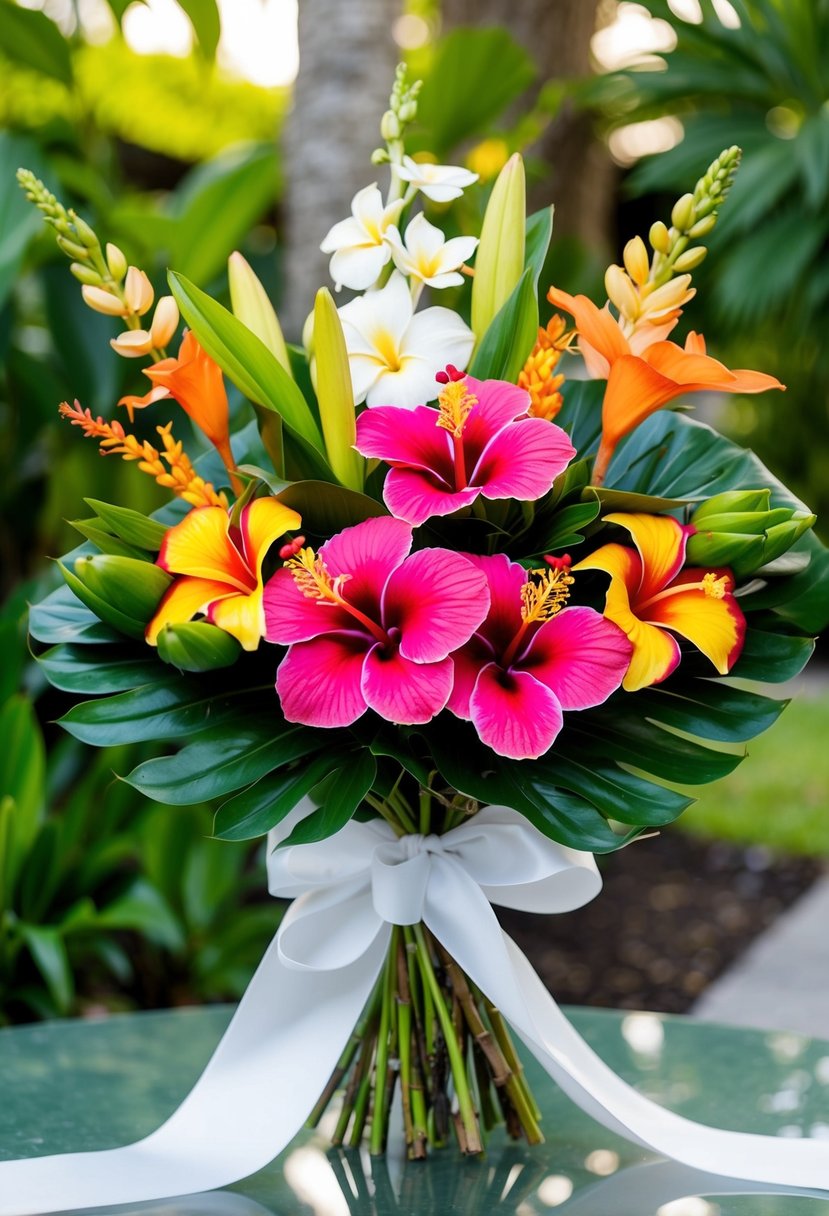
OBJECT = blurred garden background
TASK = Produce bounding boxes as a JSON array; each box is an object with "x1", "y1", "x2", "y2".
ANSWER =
[{"x1": 1, "y1": 0, "x2": 827, "y2": 1025}]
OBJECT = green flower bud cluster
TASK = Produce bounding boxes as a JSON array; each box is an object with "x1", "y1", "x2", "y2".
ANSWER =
[
  {"x1": 650, "y1": 146, "x2": 742, "y2": 286},
  {"x1": 16, "y1": 168, "x2": 125, "y2": 293},
  {"x1": 373, "y1": 63, "x2": 422, "y2": 164},
  {"x1": 687, "y1": 489, "x2": 815, "y2": 579}
]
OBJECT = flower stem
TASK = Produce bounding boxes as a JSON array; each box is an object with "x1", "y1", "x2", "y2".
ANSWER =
[{"x1": 370, "y1": 926, "x2": 400, "y2": 1155}]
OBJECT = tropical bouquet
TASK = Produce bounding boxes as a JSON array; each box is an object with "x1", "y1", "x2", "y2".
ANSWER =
[{"x1": 18, "y1": 66, "x2": 827, "y2": 1170}]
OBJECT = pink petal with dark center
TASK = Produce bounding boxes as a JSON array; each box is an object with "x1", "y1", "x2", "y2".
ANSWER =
[
  {"x1": 354, "y1": 404, "x2": 454, "y2": 477},
  {"x1": 520, "y1": 606, "x2": 631, "y2": 710},
  {"x1": 382, "y1": 467, "x2": 479, "y2": 525},
  {"x1": 275, "y1": 632, "x2": 372, "y2": 727},
  {"x1": 361, "y1": 646, "x2": 454, "y2": 724},
  {"x1": 460, "y1": 553, "x2": 526, "y2": 657},
  {"x1": 321, "y1": 516, "x2": 413, "y2": 620},
  {"x1": 446, "y1": 635, "x2": 494, "y2": 718},
  {"x1": 469, "y1": 662, "x2": 564, "y2": 760},
  {"x1": 473, "y1": 417, "x2": 575, "y2": 500},
  {"x1": 263, "y1": 567, "x2": 355, "y2": 644},
  {"x1": 384, "y1": 550, "x2": 490, "y2": 663}
]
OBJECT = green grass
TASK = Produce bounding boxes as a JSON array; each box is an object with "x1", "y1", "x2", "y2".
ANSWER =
[{"x1": 675, "y1": 692, "x2": 829, "y2": 857}]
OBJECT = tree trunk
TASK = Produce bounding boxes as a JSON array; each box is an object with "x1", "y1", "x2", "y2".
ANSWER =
[
  {"x1": 280, "y1": 0, "x2": 400, "y2": 338},
  {"x1": 440, "y1": 0, "x2": 615, "y2": 253}
]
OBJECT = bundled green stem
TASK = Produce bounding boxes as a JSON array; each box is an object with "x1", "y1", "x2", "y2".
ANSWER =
[{"x1": 306, "y1": 785, "x2": 544, "y2": 1158}]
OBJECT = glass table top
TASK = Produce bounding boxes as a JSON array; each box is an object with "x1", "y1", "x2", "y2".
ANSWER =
[{"x1": 2, "y1": 1004, "x2": 829, "y2": 1215}]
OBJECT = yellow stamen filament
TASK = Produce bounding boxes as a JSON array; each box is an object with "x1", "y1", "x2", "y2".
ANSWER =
[
  {"x1": 520, "y1": 566, "x2": 574, "y2": 624},
  {"x1": 638, "y1": 571, "x2": 730, "y2": 612},
  {"x1": 518, "y1": 316, "x2": 575, "y2": 422},
  {"x1": 436, "y1": 379, "x2": 478, "y2": 439},
  {"x1": 59, "y1": 401, "x2": 227, "y2": 509},
  {"x1": 286, "y1": 546, "x2": 351, "y2": 604}
]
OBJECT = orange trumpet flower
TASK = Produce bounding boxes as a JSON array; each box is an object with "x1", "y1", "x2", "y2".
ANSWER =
[
  {"x1": 547, "y1": 287, "x2": 784, "y2": 486},
  {"x1": 119, "y1": 330, "x2": 238, "y2": 488}
]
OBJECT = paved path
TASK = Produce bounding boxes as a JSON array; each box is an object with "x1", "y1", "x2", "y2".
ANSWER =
[{"x1": 693, "y1": 875, "x2": 829, "y2": 1038}]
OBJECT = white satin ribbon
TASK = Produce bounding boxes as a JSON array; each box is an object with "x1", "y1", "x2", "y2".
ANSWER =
[{"x1": 1, "y1": 804, "x2": 828, "y2": 1215}]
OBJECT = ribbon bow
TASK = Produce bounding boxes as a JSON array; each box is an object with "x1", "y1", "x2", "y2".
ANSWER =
[{"x1": 1, "y1": 806, "x2": 828, "y2": 1214}]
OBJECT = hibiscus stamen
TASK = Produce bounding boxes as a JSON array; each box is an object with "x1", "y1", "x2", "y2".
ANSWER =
[
  {"x1": 501, "y1": 566, "x2": 574, "y2": 667},
  {"x1": 286, "y1": 546, "x2": 388, "y2": 643},
  {"x1": 436, "y1": 379, "x2": 477, "y2": 439},
  {"x1": 637, "y1": 570, "x2": 731, "y2": 612}
]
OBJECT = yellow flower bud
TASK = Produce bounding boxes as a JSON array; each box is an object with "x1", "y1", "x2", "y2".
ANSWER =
[
  {"x1": 649, "y1": 221, "x2": 670, "y2": 253},
  {"x1": 622, "y1": 235, "x2": 650, "y2": 286},
  {"x1": 673, "y1": 246, "x2": 708, "y2": 272},
  {"x1": 688, "y1": 214, "x2": 716, "y2": 239},
  {"x1": 150, "y1": 296, "x2": 180, "y2": 348},
  {"x1": 228, "y1": 251, "x2": 292, "y2": 374},
  {"x1": 110, "y1": 330, "x2": 154, "y2": 358},
  {"x1": 106, "y1": 242, "x2": 128, "y2": 280},
  {"x1": 70, "y1": 212, "x2": 99, "y2": 249},
  {"x1": 605, "y1": 264, "x2": 640, "y2": 321},
  {"x1": 57, "y1": 235, "x2": 91, "y2": 261},
  {"x1": 81, "y1": 284, "x2": 128, "y2": 317},
  {"x1": 671, "y1": 193, "x2": 696, "y2": 232},
  {"x1": 471, "y1": 153, "x2": 526, "y2": 341},
  {"x1": 639, "y1": 273, "x2": 694, "y2": 317},
  {"x1": 124, "y1": 266, "x2": 154, "y2": 316},
  {"x1": 70, "y1": 262, "x2": 102, "y2": 286}
]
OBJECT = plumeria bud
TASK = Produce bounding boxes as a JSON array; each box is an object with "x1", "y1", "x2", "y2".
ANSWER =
[
  {"x1": 688, "y1": 492, "x2": 816, "y2": 578},
  {"x1": 649, "y1": 221, "x2": 671, "y2": 253},
  {"x1": 106, "y1": 242, "x2": 128, "y2": 280},
  {"x1": 471, "y1": 153, "x2": 526, "y2": 341},
  {"x1": 70, "y1": 262, "x2": 103, "y2": 286},
  {"x1": 623, "y1": 236, "x2": 649, "y2": 286},
  {"x1": 380, "y1": 109, "x2": 401, "y2": 141},
  {"x1": 57, "y1": 236, "x2": 90, "y2": 260},
  {"x1": 671, "y1": 193, "x2": 696, "y2": 232},
  {"x1": 673, "y1": 247, "x2": 708, "y2": 272},
  {"x1": 605, "y1": 264, "x2": 640, "y2": 320},
  {"x1": 124, "y1": 266, "x2": 154, "y2": 316},
  {"x1": 371, "y1": 147, "x2": 390, "y2": 164},
  {"x1": 313, "y1": 287, "x2": 364, "y2": 491},
  {"x1": 69, "y1": 211, "x2": 99, "y2": 249},
  {"x1": 398, "y1": 99, "x2": 417, "y2": 123},
  {"x1": 228, "y1": 251, "x2": 292, "y2": 374},
  {"x1": 688, "y1": 214, "x2": 717, "y2": 239},
  {"x1": 150, "y1": 296, "x2": 180, "y2": 348},
  {"x1": 81, "y1": 284, "x2": 128, "y2": 316},
  {"x1": 110, "y1": 329, "x2": 154, "y2": 358}
]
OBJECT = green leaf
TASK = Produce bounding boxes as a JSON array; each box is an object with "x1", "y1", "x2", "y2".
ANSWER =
[
  {"x1": 18, "y1": 925, "x2": 73, "y2": 1013},
  {"x1": 59, "y1": 680, "x2": 267, "y2": 746},
  {"x1": 0, "y1": 135, "x2": 49, "y2": 309},
  {"x1": 469, "y1": 266, "x2": 537, "y2": 382},
  {"x1": 634, "y1": 680, "x2": 786, "y2": 743},
  {"x1": 213, "y1": 751, "x2": 348, "y2": 841},
  {"x1": 0, "y1": 697, "x2": 45, "y2": 876},
  {"x1": 156, "y1": 621, "x2": 242, "y2": 672},
  {"x1": 171, "y1": 144, "x2": 278, "y2": 284},
  {"x1": 0, "y1": 2, "x2": 72, "y2": 83},
  {"x1": 415, "y1": 27, "x2": 535, "y2": 153},
  {"x1": 524, "y1": 206, "x2": 555, "y2": 285},
  {"x1": 175, "y1": 0, "x2": 220, "y2": 59},
  {"x1": 38, "y1": 643, "x2": 163, "y2": 695},
  {"x1": 168, "y1": 272, "x2": 324, "y2": 453},
  {"x1": 96, "y1": 879, "x2": 184, "y2": 950},
  {"x1": 570, "y1": 713, "x2": 744, "y2": 785},
  {"x1": 126, "y1": 721, "x2": 322, "y2": 804},
  {"x1": 276, "y1": 480, "x2": 388, "y2": 536},
  {"x1": 730, "y1": 628, "x2": 815, "y2": 683},
  {"x1": 70, "y1": 519, "x2": 150, "y2": 561},
  {"x1": 28, "y1": 583, "x2": 120, "y2": 646},
  {"x1": 280, "y1": 752, "x2": 377, "y2": 846},
  {"x1": 85, "y1": 499, "x2": 167, "y2": 551}
]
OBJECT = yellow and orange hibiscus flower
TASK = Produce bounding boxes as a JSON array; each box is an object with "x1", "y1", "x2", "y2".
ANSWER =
[
  {"x1": 573, "y1": 512, "x2": 745, "y2": 692},
  {"x1": 146, "y1": 497, "x2": 301, "y2": 652},
  {"x1": 547, "y1": 286, "x2": 784, "y2": 485}
]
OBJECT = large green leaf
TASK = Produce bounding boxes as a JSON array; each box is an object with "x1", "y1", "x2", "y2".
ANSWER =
[
  {"x1": 126, "y1": 721, "x2": 321, "y2": 804},
  {"x1": 0, "y1": 134, "x2": 49, "y2": 309},
  {"x1": 28, "y1": 584, "x2": 119, "y2": 646},
  {"x1": 170, "y1": 145, "x2": 278, "y2": 284},
  {"x1": 38, "y1": 644, "x2": 164, "y2": 695},
  {"x1": 85, "y1": 500, "x2": 167, "y2": 551},
  {"x1": 280, "y1": 752, "x2": 378, "y2": 846},
  {"x1": 276, "y1": 480, "x2": 388, "y2": 537},
  {"x1": 18, "y1": 925, "x2": 73, "y2": 1013},
  {"x1": 175, "y1": 0, "x2": 220, "y2": 59},
  {"x1": 0, "y1": 2, "x2": 72, "y2": 83},
  {"x1": 213, "y1": 751, "x2": 349, "y2": 841},
  {"x1": 168, "y1": 272, "x2": 324, "y2": 453}
]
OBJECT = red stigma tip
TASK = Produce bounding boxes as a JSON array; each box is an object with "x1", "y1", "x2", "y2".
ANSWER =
[
  {"x1": 279, "y1": 535, "x2": 306, "y2": 560},
  {"x1": 544, "y1": 553, "x2": 572, "y2": 570},
  {"x1": 436, "y1": 364, "x2": 466, "y2": 385}
]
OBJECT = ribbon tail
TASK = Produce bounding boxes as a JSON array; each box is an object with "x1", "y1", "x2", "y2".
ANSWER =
[
  {"x1": 0, "y1": 929, "x2": 389, "y2": 1216},
  {"x1": 424, "y1": 859, "x2": 829, "y2": 1191}
]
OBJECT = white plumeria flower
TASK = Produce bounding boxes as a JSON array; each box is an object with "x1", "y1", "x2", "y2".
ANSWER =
[
  {"x1": 395, "y1": 156, "x2": 478, "y2": 203},
  {"x1": 320, "y1": 184, "x2": 405, "y2": 291},
  {"x1": 386, "y1": 214, "x2": 478, "y2": 289},
  {"x1": 338, "y1": 272, "x2": 474, "y2": 409}
]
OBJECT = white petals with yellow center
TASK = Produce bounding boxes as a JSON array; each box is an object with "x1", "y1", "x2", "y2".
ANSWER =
[
  {"x1": 320, "y1": 183, "x2": 405, "y2": 291},
  {"x1": 386, "y1": 214, "x2": 478, "y2": 289},
  {"x1": 395, "y1": 155, "x2": 479, "y2": 203}
]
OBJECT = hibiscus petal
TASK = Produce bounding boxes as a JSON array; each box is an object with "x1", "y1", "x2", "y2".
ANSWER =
[
  {"x1": 208, "y1": 589, "x2": 265, "y2": 651},
  {"x1": 354, "y1": 404, "x2": 454, "y2": 476},
  {"x1": 573, "y1": 542, "x2": 643, "y2": 602},
  {"x1": 520, "y1": 606, "x2": 631, "y2": 709},
  {"x1": 603, "y1": 513, "x2": 691, "y2": 605},
  {"x1": 157, "y1": 507, "x2": 253, "y2": 592},
  {"x1": 472, "y1": 417, "x2": 575, "y2": 500},
  {"x1": 384, "y1": 550, "x2": 490, "y2": 662},
  {"x1": 464, "y1": 376, "x2": 532, "y2": 431},
  {"x1": 447, "y1": 635, "x2": 494, "y2": 718},
  {"x1": 461, "y1": 553, "x2": 526, "y2": 656},
  {"x1": 619, "y1": 616, "x2": 681, "y2": 692},
  {"x1": 276, "y1": 633, "x2": 371, "y2": 727},
  {"x1": 361, "y1": 647, "x2": 453, "y2": 725},
  {"x1": 643, "y1": 581, "x2": 745, "y2": 675},
  {"x1": 145, "y1": 576, "x2": 237, "y2": 645},
  {"x1": 263, "y1": 567, "x2": 355, "y2": 643},
  {"x1": 470, "y1": 663, "x2": 564, "y2": 760},
  {"x1": 321, "y1": 517, "x2": 412, "y2": 620},
  {"x1": 240, "y1": 498, "x2": 302, "y2": 583},
  {"x1": 383, "y1": 468, "x2": 479, "y2": 526}
]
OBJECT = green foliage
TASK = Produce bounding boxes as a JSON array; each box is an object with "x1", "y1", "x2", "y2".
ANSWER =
[{"x1": 588, "y1": 0, "x2": 829, "y2": 528}]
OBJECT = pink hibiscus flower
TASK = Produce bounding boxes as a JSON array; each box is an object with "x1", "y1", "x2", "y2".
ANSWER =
[
  {"x1": 448, "y1": 555, "x2": 632, "y2": 760},
  {"x1": 263, "y1": 517, "x2": 490, "y2": 728},
  {"x1": 354, "y1": 372, "x2": 576, "y2": 526}
]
